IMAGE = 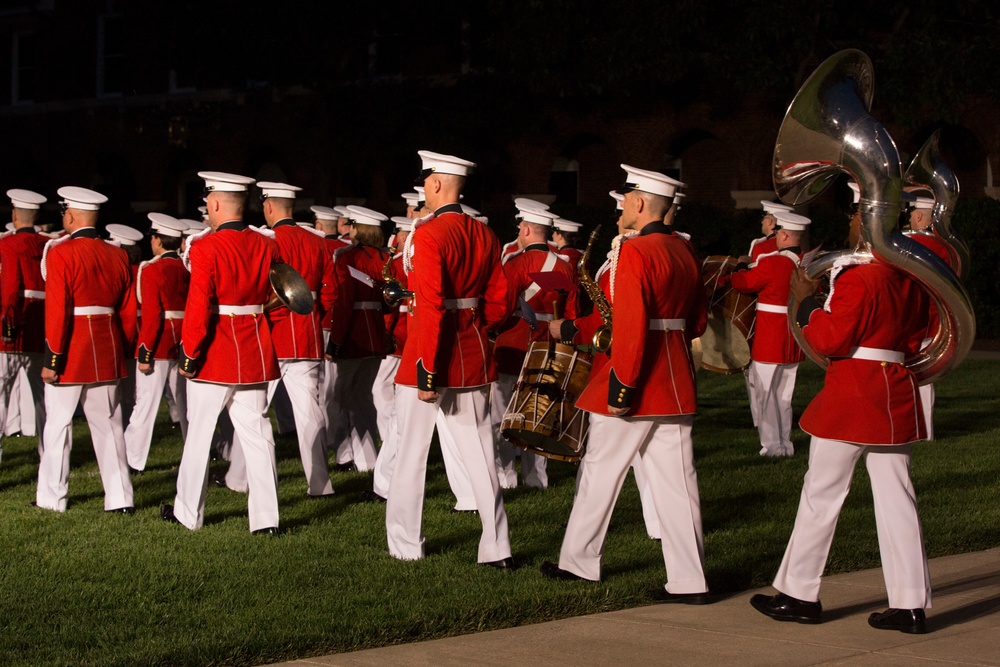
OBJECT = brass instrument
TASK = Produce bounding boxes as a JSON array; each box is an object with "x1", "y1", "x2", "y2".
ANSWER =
[
  {"x1": 774, "y1": 49, "x2": 974, "y2": 384},
  {"x1": 265, "y1": 263, "x2": 314, "y2": 315},
  {"x1": 578, "y1": 225, "x2": 612, "y2": 353},
  {"x1": 382, "y1": 248, "x2": 413, "y2": 307},
  {"x1": 904, "y1": 129, "x2": 969, "y2": 279}
]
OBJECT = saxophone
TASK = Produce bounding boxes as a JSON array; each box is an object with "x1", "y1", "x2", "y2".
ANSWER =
[
  {"x1": 381, "y1": 247, "x2": 413, "y2": 307},
  {"x1": 578, "y1": 225, "x2": 613, "y2": 353}
]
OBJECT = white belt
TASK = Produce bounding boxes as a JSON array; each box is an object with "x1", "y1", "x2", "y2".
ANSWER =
[
  {"x1": 845, "y1": 346, "x2": 905, "y2": 364},
  {"x1": 74, "y1": 306, "x2": 113, "y2": 316},
  {"x1": 214, "y1": 304, "x2": 263, "y2": 315},
  {"x1": 443, "y1": 297, "x2": 478, "y2": 309},
  {"x1": 310, "y1": 291, "x2": 318, "y2": 299},
  {"x1": 757, "y1": 303, "x2": 788, "y2": 314},
  {"x1": 649, "y1": 318, "x2": 686, "y2": 331},
  {"x1": 399, "y1": 305, "x2": 409, "y2": 313},
  {"x1": 353, "y1": 301, "x2": 381, "y2": 310},
  {"x1": 164, "y1": 310, "x2": 185, "y2": 319},
  {"x1": 22, "y1": 290, "x2": 45, "y2": 299},
  {"x1": 516, "y1": 310, "x2": 554, "y2": 322}
]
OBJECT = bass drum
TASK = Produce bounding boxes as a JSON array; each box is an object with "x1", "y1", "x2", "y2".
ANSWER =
[
  {"x1": 500, "y1": 342, "x2": 591, "y2": 463},
  {"x1": 697, "y1": 255, "x2": 756, "y2": 374}
]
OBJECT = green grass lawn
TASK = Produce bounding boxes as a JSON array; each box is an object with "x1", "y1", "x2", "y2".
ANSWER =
[{"x1": 1, "y1": 360, "x2": 998, "y2": 666}]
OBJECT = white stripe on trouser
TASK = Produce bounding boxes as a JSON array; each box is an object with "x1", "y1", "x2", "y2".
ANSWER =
[
  {"x1": 331, "y1": 357, "x2": 381, "y2": 471},
  {"x1": 750, "y1": 361, "x2": 799, "y2": 456},
  {"x1": 37, "y1": 380, "x2": 133, "y2": 511},
  {"x1": 387, "y1": 385, "x2": 511, "y2": 562},
  {"x1": 0, "y1": 352, "x2": 45, "y2": 454},
  {"x1": 490, "y1": 372, "x2": 547, "y2": 490},
  {"x1": 773, "y1": 437, "x2": 931, "y2": 608},
  {"x1": 174, "y1": 380, "x2": 278, "y2": 532},
  {"x1": 124, "y1": 358, "x2": 188, "y2": 470},
  {"x1": 559, "y1": 413, "x2": 707, "y2": 592},
  {"x1": 630, "y1": 453, "x2": 662, "y2": 540},
  {"x1": 372, "y1": 355, "x2": 401, "y2": 498}
]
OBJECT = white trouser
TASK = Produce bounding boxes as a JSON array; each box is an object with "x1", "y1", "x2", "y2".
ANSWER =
[
  {"x1": 164, "y1": 380, "x2": 182, "y2": 424},
  {"x1": 919, "y1": 383, "x2": 934, "y2": 441},
  {"x1": 559, "y1": 413, "x2": 707, "y2": 593},
  {"x1": 173, "y1": 381, "x2": 279, "y2": 532},
  {"x1": 491, "y1": 372, "x2": 547, "y2": 489},
  {"x1": 270, "y1": 379, "x2": 297, "y2": 435},
  {"x1": 372, "y1": 355, "x2": 401, "y2": 498},
  {"x1": 773, "y1": 436, "x2": 931, "y2": 609},
  {"x1": 435, "y1": 409, "x2": 477, "y2": 511},
  {"x1": 751, "y1": 361, "x2": 799, "y2": 456},
  {"x1": 320, "y1": 330, "x2": 349, "y2": 451},
  {"x1": 0, "y1": 353, "x2": 45, "y2": 456},
  {"x1": 743, "y1": 366, "x2": 759, "y2": 427},
  {"x1": 37, "y1": 380, "x2": 133, "y2": 511},
  {"x1": 5, "y1": 364, "x2": 39, "y2": 437},
  {"x1": 630, "y1": 453, "x2": 662, "y2": 540},
  {"x1": 124, "y1": 359, "x2": 188, "y2": 470},
  {"x1": 267, "y1": 359, "x2": 332, "y2": 495},
  {"x1": 387, "y1": 385, "x2": 511, "y2": 563},
  {"x1": 332, "y1": 357, "x2": 381, "y2": 471}
]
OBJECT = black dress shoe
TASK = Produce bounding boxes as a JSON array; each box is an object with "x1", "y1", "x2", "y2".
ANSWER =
[
  {"x1": 650, "y1": 588, "x2": 713, "y2": 605},
  {"x1": 540, "y1": 560, "x2": 589, "y2": 581},
  {"x1": 359, "y1": 490, "x2": 386, "y2": 503},
  {"x1": 450, "y1": 507, "x2": 479, "y2": 515},
  {"x1": 482, "y1": 557, "x2": 515, "y2": 571},
  {"x1": 160, "y1": 504, "x2": 181, "y2": 525},
  {"x1": 252, "y1": 526, "x2": 280, "y2": 536},
  {"x1": 106, "y1": 506, "x2": 135, "y2": 515},
  {"x1": 209, "y1": 472, "x2": 227, "y2": 488},
  {"x1": 333, "y1": 462, "x2": 357, "y2": 472},
  {"x1": 750, "y1": 592, "x2": 822, "y2": 624},
  {"x1": 868, "y1": 607, "x2": 927, "y2": 634},
  {"x1": 128, "y1": 467, "x2": 144, "y2": 476}
]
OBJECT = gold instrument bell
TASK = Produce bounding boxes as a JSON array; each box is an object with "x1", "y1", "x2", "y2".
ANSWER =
[{"x1": 266, "y1": 263, "x2": 314, "y2": 315}]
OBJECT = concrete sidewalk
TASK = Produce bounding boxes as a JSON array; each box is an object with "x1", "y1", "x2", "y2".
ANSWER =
[{"x1": 274, "y1": 548, "x2": 1000, "y2": 666}]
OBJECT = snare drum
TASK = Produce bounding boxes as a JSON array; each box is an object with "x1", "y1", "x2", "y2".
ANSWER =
[
  {"x1": 698, "y1": 255, "x2": 756, "y2": 373},
  {"x1": 500, "y1": 342, "x2": 591, "y2": 462}
]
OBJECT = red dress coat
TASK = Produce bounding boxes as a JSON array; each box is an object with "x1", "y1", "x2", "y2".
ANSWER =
[
  {"x1": 327, "y1": 243, "x2": 391, "y2": 359},
  {"x1": 395, "y1": 203, "x2": 511, "y2": 390},
  {"x1": 749, "y1": 234, "x2": 777, "y2": 262},
  {"x1": 265, "y1": 220, "x2": 336, "y2": 360},
  {"x1": 136, "y1": 251, "x2": 189, "y2": 362},
  {"x1": 180, "y1": 222, "x2": 281, "y2": 385},
  {"x1": 321, "y1": 235, "x2": 350, "y2": 332},
  {"x1": 42, "y1": 228, "x2": 136, "y2": 383},
  {"x1": 383, "y1": 253, "x2": 409, "y2": 358},
  {"x1": 798, "y1": 261, "x2": 929, "y2": 445},
  {"x1": 0, "y1": 227, "x2": 48, "y2": 353},
  {"x1": 728, "y1": 248, "x2": 805, "y2": 364},
  {"x1": 557, "y1": 246, "x2": 583, "y2": 268},
  {"x1": 494, "y1": 244, "x2": 579, "y2": 375},
  {"x1": 577, "y1": 223, "x2": 707, "y2": 416}
]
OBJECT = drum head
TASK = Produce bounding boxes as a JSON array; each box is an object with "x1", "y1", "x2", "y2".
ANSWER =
[{"x1": 699, "y1": 313, "x2": 751, "y2": 373}]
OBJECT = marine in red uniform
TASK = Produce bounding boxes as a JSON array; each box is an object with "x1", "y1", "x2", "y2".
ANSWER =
[
  {"x1": 491, "y1": 207, "x2": 578, "y2": 490},
  {"x1": 387, "y1": 150, "x2": 514, "y2": 567},
  {"x1": 106, "y1": 223, "x2": 144, "y2": 427},
  {"x1": 752, "y1": 202, "x2": 932, "y2": 634},
  {"x1": 326, "y1": 205, "x2": 392, "y2": 473},
  {"x1": 36, "y1": 186, "x2": 137, "y2": 513},
  {"x1": 725, "y1": 211, "x2": 809, "y2": 457},
  {"x1": 123, "y1": 213, "x2": 190, "y2": 472},
  {"x1": 161, "y1": 171, "x2": 283, "y2": 534},
  {"x1": 552, "y1": 217, "x2": 583, "y2": 268},
  {"x1": 542, "y1": 164, "x2": 710, "y2": 603},
  {"x1": 0, "y1": 189, "x2": 49, "y2": 459},
  {"x1": 749, "y1": 201, "x2": 792, "y2": 262}
]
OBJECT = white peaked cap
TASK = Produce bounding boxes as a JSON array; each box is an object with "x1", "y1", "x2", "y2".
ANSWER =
[
  {"x1": 519, "y1": 208, "x2": 558, "y2": 226},
  {"x1": 7, "y1": 189, "x2": 47, "y2": 209},
  {"x1": 402, "y1": 192, "x2": 420, "y2": 206},
  {"x1": 761, "y1": 200, "x2": 794, "y2": 214},
  {"x1": 773, "y1": 211, "x2": 811, "y2": 231},
  {"x1": 346, "y1": 205, "x2": 387, "y2": 227},
  {"x1": 609, "y1": 190, "x2": 625, "y2": 211},
  {"x1": 183, "y1": 219, "x2": 209, "y2": 236},
  {"x1": 198, "y1": 171, "x2": 255, "y2": 192},
  {"x1": 311, "y1": 205, "x2": 339, "y2": 221},
  {"x1": 912, "y1": 196, "x2": 934, "y2": 210},
  {"x1": 554, "y1": 217, "x2": 582, "y2": 232},
  {"x1": 296, "y1": 221, "x2": 316, "y2": 229},
  {"x1": 417, "y1": 150, "x2": 476, "y2": 177},
  {"x1": 106, "y1": 223, "x2": 143, "y2": 245},
  {"x1": 147, "y1": 212, "x2": 186, "y2": 237},
  {"x1": 257, "y1": 181, "x2": 302, "y2": 199},
  {"x1": 58, "y1": 186, "x2": 108, "y2": 211},
  {"x1": 333, "y1": 206, "x2": 352, "y2": 218},
  {"x1": 414, "y1": 186, "x2": 425, "y2": 200},
  {"x1": 619, "y1": 164, "x2": 685, "y2": 198},
  {"x1": 513, "y1": 197, "x2": 550, "y2": 212},
  {"x1": 391, "y1": 215, "x2": 415, "y2": 232}
]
